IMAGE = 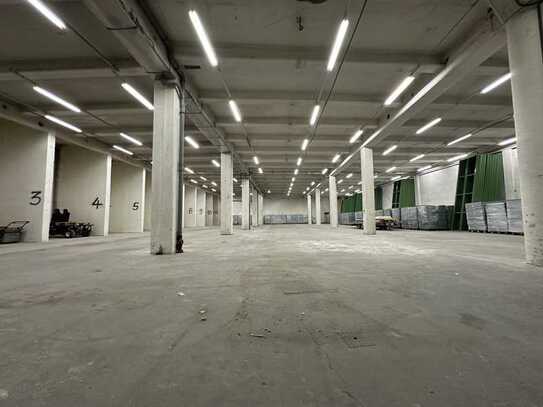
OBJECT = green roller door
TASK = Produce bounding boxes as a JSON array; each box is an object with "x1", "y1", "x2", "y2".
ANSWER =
[{"x1": 473, "y1": 152, "x2": 505, "y2": 202}]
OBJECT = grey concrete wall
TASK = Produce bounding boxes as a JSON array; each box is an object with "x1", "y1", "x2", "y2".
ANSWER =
[
  {"x1": 415, "y1": 165, "x2": 459, "y2": 206},
  {"x1": 502, "y1": 146, "x2": 521, "y2": 200},
  {"x1": 110, "y1": 161, "x2": 145, "y2": 233},
  {"x1": 0, "y1": 119, "x2": 55, "y2": 242},
  {"x1": 263, "y1": 197, "x2": 330, "y2": 217},
  {"x1": 144, "y1": 170, "x2": 152, "y2": 231},
  {"x1": 54, "y1": 145, "x2": 111, "y2": 236}
]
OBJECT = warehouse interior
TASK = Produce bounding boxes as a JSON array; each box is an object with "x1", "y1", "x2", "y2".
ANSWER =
[{"x1": 1, "y1": 0, "x2": 543, "y2": 406}]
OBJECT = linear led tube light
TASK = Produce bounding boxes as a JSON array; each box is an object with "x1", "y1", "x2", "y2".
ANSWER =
[
  {"x1": 211, "y1": 181, "x2": 217, "y2": 186},
  {"x1": 346, "y1": 173, "x2": 353, "y2": 179},
  {"x1": 498, "y1": 137, "x2": 517, "y2": 146},
  {"x1": 416, "y1": 117, "x2": 442, "y2": 135},
  {"x1": 481, "y1": 72, "x2": 512, "y2": 94},
  {"x1": 310, "y1": 181, "x2": 315, "y2": 186},
  {"x1": 309, "y1": 105, "x2": 320, "y2": 126},
  {"x1": 229, "y1": 100, "x2": 242, "y2": 122},
  {"x1": 258, "y1": 167, "x2": 263, "y2": 174},
  {"x1": 294, "y1": 169, "x2": 299, "y2": 175},
  {"x1": 185, "y1": 136, "x2": 199, "y2": 149},
  {"x1": 26, "y1": 0, "x2": 66, "y2": 29},
  {"x1": 448, "y1": 134, "x2": 472, "y2": 146},
  {"x1": 211, "y1": 159, "x2": 220, "y2": 167},
  {"x1": 121, "y1": 83, "x2": 154, "y2": 111},
  {"x1": 185, "y1": 167, "x2": 194, "y2": 174},
  {"x1": 349, "y1": 129, "x2": 363, "y2": 144},
  {"x1": 296, "y1": 157, "x2": 302, "y2": 166},
  {"x1": 233, "y1": 177, "x2": 238, "y2": 183},
  {"x1": 33, "y1": 86, "x2": 80, "y2": 112},
  {"x1": 332, "y1": 153, "x2": 340, "y2": 163},
  {"x1": 190, "y1": 179, "x2": 198, "y2": 184},
  {"x1": 409, "y1": 154, "x2": 425, "y2": 162},
  {"x1": 202, "y1": 184, "x2": 208, "y2": 189},
  {"x1": 113, "y1": 145, "x2": 133, "y2": 156},
  {"x1": 391, "y1": 175, "x2": 402, "y2": 181},
  {"x1": 301, "y1": 139, "x2": 309, "y2": 151},
  {"x1": 447, "y1": 153, "x2": 468, "y2": 162},
  {"x1": 188, "y1": 10, "x2": 218, "y2": 67},
  {"x1": 253, "y1": 156, "x2": 260, "y2": 165},
  {"x1": 199, "y1": 176, "x2": 207, "y2": 181},
  {"x1": 322, "y1": 168, "x2": 328, "y2": 175},
  {"x1": 291, "y1": 177, "x2": 296, "y2": 182},
  {"x1": 382, "y1": 145, "x2": 397, "y2": 156},
  {"x1": 44, "y1": 115, "x2": 82, "y2": 133},
  {"x1": 211, "y1": 188, "x2": 217, "y2": 192},
  {"x1": 384, "y1": 75, "x2": 416, "y2": 106},
  {"x1": 418, "y1": 165, "x2": 432, "y2": 172},
  {"x1": 385, "y1": 166, "x2": 396, "y2": 173},
  {"x1": 337, "y1": 179, "x2": 343, "y2": 184},
  {"x1": 327, "y1": 19, "x2": 349, "y2": 71},
  {"x1": 120, "y1": 132, "x2": 143, "y2": 146}
]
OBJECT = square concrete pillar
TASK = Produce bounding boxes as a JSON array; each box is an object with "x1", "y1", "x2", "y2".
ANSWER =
[
  {"x1": 144, "y1": 169, "x2": 152, "y2": 231},
  {"x1": 151, "y1": 81, "x2": 180, "y2": 254},
  {"x1": 0, "y1": 119, "x2": 55, "y2": 242},
  {"x1": 220, "y1": 153, "x2": 233, "y2": 235},
  {"x1": 258, "y1": 194, "x2": 264, "y2": 226},
  {"x1": 315, "y1": 189, "x2": 322, "y2": 225},
  {"x1": 307, "y1": 194, "x2": 312, "y2": 224},
  {"x1": 241, "y1": 178, "x2": 250, "y2": 230},
  {"x1": 361, "y1": 147, "x2": 376, "y2": 235},
  {"x1": 329, "y1": 176, "x2": 338, "y2": 228},
  {"x1": 55, "y1": 144, "x2": 111, "y2": 236},
  {"x1": 184, "y1": 185, "x2": 197, "y2": 227},
  {"x1": 110, "y1": 161, "x2": 145, "y2": 233}
]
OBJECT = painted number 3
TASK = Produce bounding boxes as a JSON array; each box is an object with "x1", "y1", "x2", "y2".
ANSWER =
[{"x1": 29, "y1": 191, "x2": 42, "y2": 206}]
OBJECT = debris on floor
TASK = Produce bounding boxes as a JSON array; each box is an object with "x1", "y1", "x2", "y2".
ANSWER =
[
  {"x1": 199, "y1": 308, "x2": 207, "y2": 321},
  {"x1": 249, "y1": 333, "x2": 265, "y2": 338},
  {"x1": 0, "y1": 389, "x2": 8, "y2": 400},
  {"x1": 177, "y1": 291, "x2": 185, "y2": 296}
]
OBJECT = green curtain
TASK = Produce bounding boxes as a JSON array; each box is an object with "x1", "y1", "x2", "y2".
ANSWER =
[
  {"x1": 399, "y1": 178, "x2": 416, "y2": 208},
  {"x1": 341, "y1": 196, "x2": 356, "y2": 213},
  {"x1": 354, "y1": 193, "x2": 363, "y2": 211},
  {"x1": 375, "y1": 187, "x2": 383, "y2": 210},
  {"x1": 472, "y1": 152, "x2": 505, "y2": 202}
]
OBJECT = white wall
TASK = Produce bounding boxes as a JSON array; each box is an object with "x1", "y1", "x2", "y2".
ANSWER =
[
  {"x1": 502, "y1": 146, "x2": 521, "y2": 200},
  {"x1": 184, "y1": 185, "x2": 197, "y2": 227},
  {"x1": 144, "y1": 170, "x2": 152, "y2": 231},
  {"x1": 382, "y1": 183, "x2": 394, "y2": 209},
  {"x1": 109, "y1": 161, "x2": 145, "y2": 233},
  {"x1": 415, "y1": 164, "x2": 459, "y2": 206},
  {"x1": 54, "y1": 145, "x2": 111, "y2": 236},
  {"x1": 196, "y1": 189, "x2": 206, "y2": 227},
  {"x1": 205, "y1": 193, "x2": 214, "y2": 226},
  {"x1": 263, "y1": 197, "x2": 330, "y2": 217},
  {"x1": 0, "y1": 119, "x2": 55, "y2": 242}
]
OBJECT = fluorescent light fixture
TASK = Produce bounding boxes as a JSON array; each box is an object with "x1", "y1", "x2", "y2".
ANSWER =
[
  {"x1": 416, "y1": 117, "x2": 442, "y2": 135},
  {"x1": 258, "y1": 167, "x2": 263, "y2": 174},
  {"x1": 337, "y1": 179, "x2": 344, "y2": 184},
  {"x1": 211, "y1": 181, "x2": 217, "y2": 186},
  {"x1": 188, "y1": 10, "x2": 218, "y2": 67},
  {"x1": 291, "y1": 177, "x2": 296, "y2": 182},
  {"x1": 211, "y1": 159, "x2": 220, "y2": 167},
  {"x1": 311, "y1": 181, "x2": 315, "y2": 186},
  {"x1": 481, "y1": 72, "x2": 512, "y2": 94},
  {"x1": 121, "y1": 83, "x2": 154, "y2": 111},
  {"x1": 373, "y1": 175, "x2": 378, "y2": 179},
  {"x1": 321, "y1": 168, "x2": 328, "y2": 175},
  {"x1": 309, "y1": 105, "x2": 320, "y2": 126},
  {"x1": 385, "y1": 166, "x2": 396, "y2": 173},
  {"x1": 382, "y1": 145, "x2": 397, "y2": 156},
  {"x1": 202, "y1": 184, "x2": 208, "y2": 189},
  {"x1": 296, "y1": 157, "x2": 302, "y2": 166},
  {"x1": 185, "y1": 136, "x2": 199, "y2": 149},
  {"x1": 306, "y1": 187, "x2": 310, "y2": 191},
  {"x1": 498, "y1": 137, "x2": 517, "y2": 146},
  {"x1": 199, "y1": 176, "x2": 207, "y2": 181},
  {"x1": 349, "y1": 129, "x2": 363, "y2": 144},
  {"x1": 253, "y1": 156, "x2": 260, "y2": 165},
  {"x1": 294, "y1": 169, "x2": 299, "y2": 175},
  {"x1": 26, "y1": 0, "x2": 66, "y2": 29},
  {"x1": 391, "y1": 175, "x2": 402, "y2": 181},
  {"x1": 113, "y1": 145, "x2": 133, "y2": 156},
  {"x1": 448, "y1": 134, "x2": 472, "y2": 146},
  {"x1": 301, "y1": 138, "x2": 309, "y2": 151},
  {"x1": 33, "y1": 86, "x2": 80, "y2": 112},
  {"x1": 44, "y1": 115, "x2": 82, "y2": 133},
  {"x1": 418, "y1": 165, "x2": 432, "y2": 172},
  {"x1": 447, "y1": 153, "x2": 468, "y2": 163},
  {"x1": 340, "y1": 189, "x2": 346, "y2": 193},
  {"x1": 348, "y1": 185, "x2": 354, "y2": 189},
  {"x1": 211, "y1": 188, "x2": 217, "y2": 192},
  {"x1": 267, "y1": 190, "x2": 271, "y2": 194},
  {"x1": 229, "y1": 100, "x2": 242, "y2": 122},
  {"x1": 332, "y1": 153, "x2": 341, "y2": 163},
  {"x1": 233, "y1": 177, "x2": 238, "y2": 183},
  {"x1": 120, "y1": 132, "x2": 143, "y2": 146},
  {"x1": 325, "y1": 188, "x2": 329, "y2": 192},
  {"x1": 384, "y1": 75, "x2": 415, "y2": 106},
  {"x1": 346, "y1": 173, "x2": 353, "y2": 179},
  {"x1": 409, "y1": 154, "x2": 425, "y2": 162},
  {"x1": 190, "y1": 179, "x2": 198, "y2": 184},
  {"x1": 358, "y1": 181, "x2": 362, "y2": 184},
  {"x1": 327, "y1": 19, "x2": 349, "y2": 71},
  {"x1": 184, "y1": 167, "x2": 194, "y2": 174}
]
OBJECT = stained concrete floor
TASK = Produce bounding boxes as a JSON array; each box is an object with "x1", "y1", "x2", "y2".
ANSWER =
[{"x1": 1, "y1": 226, "x2": 543, "y2": 407}]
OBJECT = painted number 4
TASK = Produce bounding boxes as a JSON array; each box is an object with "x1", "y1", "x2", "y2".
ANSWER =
[{"x1": 91, "y1": 197, "x2": 103, "y2": 209}]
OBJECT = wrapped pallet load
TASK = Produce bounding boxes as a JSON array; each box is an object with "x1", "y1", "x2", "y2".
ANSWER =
[
  {"x1": 465, "y1": 202, "x2": 486, "y2": 232},
  {"x1": 400, "y1": 207, "x2": 418, "y2": 229},
  {"x1": 418, "y1": 205, "x2": 452, "y2": 230},
  {"x1": 485, "y1": 201, "x2": 508, "y2": 232},
  {"x1": 506, "y1": 200, "x2": 523, "y2": 234}
]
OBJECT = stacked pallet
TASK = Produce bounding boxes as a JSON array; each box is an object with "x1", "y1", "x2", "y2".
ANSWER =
[
  {"x1": 383, "y1": 209, "x2": 392, "y2": 217},
  {"x1": 485, "y1": 201, "x2": 508, "y2": 232},
  {"x1": 418, "y1": 206, "x2": 451, "y2": 230},
  {"x1": 465, "y1": 202, "x2": 487, "y2": 232},
  {"x1": 506, "y1": 200, "x2": 523, "y2": 234},
  {"x1": 400, "y1": 207, "x2": 418, "y2": 229},
  {"x1": 286, "y1": 214, "x2": 305, "y2": 224},
  {"x1": 391, "y1": 208, "x2": 401, "y2": 221}
]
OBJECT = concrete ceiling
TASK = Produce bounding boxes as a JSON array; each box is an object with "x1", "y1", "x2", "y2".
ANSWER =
[{"x1": 0, "y1": 0, "x2": 515, "y2": 197}]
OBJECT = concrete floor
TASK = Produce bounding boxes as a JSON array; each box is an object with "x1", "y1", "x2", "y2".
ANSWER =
[{"x1": 1, "y1": 226, "x2": 543, "y2": 407}]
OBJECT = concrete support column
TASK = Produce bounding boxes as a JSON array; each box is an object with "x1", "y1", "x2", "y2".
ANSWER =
[
  {"x1": 307, "y1": 194, "x2": 312, "y2": 224},
  {"x1": 315, "y1": 188, "x2": 322, "y2": 225},
  {"x1": 258, "y1": 194, "x2": 264, "y2": 226},
  {"x1": 220, "y1": 152, "x2": 233, "y2": 235},
  {"x1": 241, "y1": 178, "x2": 250, "y2": 230},
  {"x1": 151, "y1": 81, "x2": 180, "y2": 254},
  {"x1": 507, "y1": 7, "x2": 543, "y2": 266},
  {"x1": 329, "y1": 175, "x2": 338, "y2": 228},
  {"x1": 361, "y1": 147, "x2": 376, "y2": 235}
]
